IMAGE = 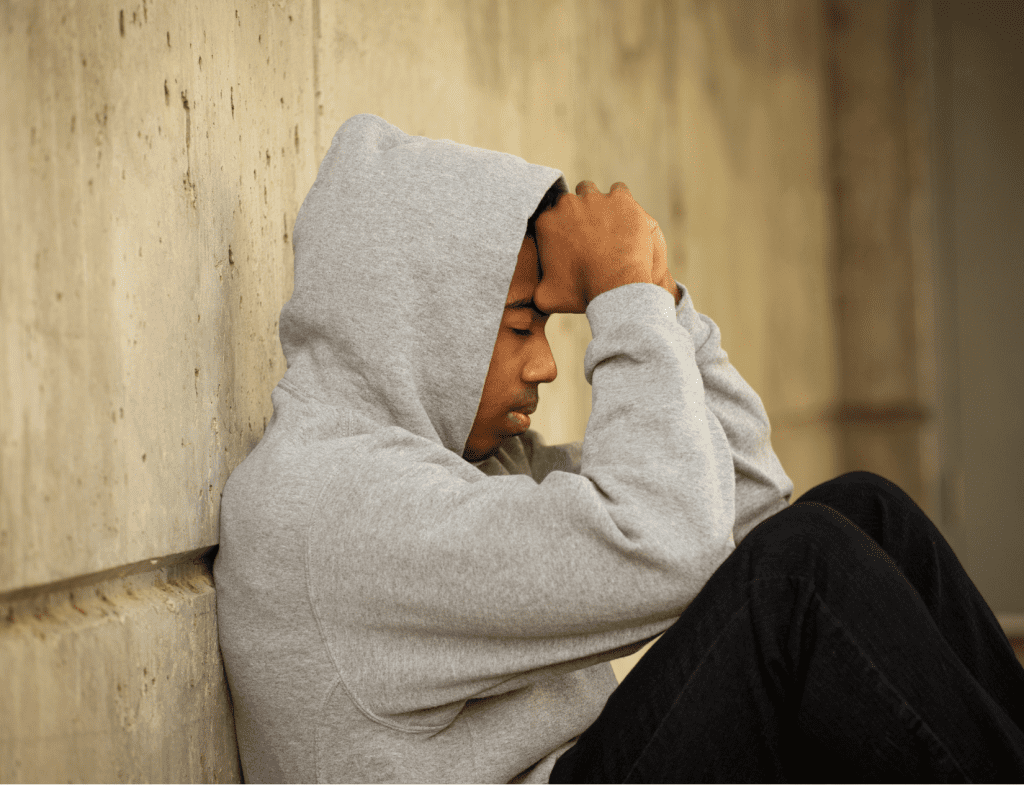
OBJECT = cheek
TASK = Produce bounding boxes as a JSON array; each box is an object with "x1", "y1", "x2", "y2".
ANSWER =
[
  {"x1": 491, "y1": 338, "x2": 527, "y2": 381},
  {"x1": 477, "y1": 349, "x2": 513, "y2": 415}
]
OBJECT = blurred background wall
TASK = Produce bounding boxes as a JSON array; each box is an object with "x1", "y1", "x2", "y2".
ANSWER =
[{"x1": 1, "y1": 0, "x2": 1020, "y2": 781}]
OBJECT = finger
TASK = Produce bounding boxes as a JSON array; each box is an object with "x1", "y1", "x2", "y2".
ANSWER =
[
  {"x1": 651, "y1": 221, "x2": 668, "y2": 276},
  {"x1": 575, "y1": 180, "x2": 600, "y2": 196},
  {"x1": 643, "y1": 210, "x2": 670, "y2": 286},
  {"x1": 609, "y1": 181, "x2": 631, "y2": 195}
]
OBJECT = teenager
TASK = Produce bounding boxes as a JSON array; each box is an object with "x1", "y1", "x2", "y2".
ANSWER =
[{"x1": 214, "y1": 115, "x2": 1024, "y2": 782}]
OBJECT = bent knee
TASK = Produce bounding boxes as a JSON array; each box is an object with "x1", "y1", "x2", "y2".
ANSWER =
[
  {"x1": 741, "y1": 500, "x2": 861, "y2": 554},
  {"x1": 796, "y1": 470, "x2": 913, "y2": 512},
  {"x1": 834, "y1": 470, "x2": 905, "y2": 495}
]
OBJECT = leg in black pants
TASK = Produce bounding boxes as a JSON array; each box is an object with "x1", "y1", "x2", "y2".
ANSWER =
[{"x1": 549, "y1": 471, "x2": 1024, "y2": 782}]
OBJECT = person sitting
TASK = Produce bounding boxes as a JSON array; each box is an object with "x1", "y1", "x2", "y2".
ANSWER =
[{"x1": 213, "y1": 114, "x2": 1024, "y2": 783}]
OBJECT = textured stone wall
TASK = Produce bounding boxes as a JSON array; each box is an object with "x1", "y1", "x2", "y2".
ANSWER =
[
  {"x1": 2, "y1": 0, "x2": 843, "y2": 780},
  {"x1": 1, "y1": 556, "x2": 239, "y2": 782},
  {"x1": 1, "y1": 0, "x2": 317, "y2": 779}
]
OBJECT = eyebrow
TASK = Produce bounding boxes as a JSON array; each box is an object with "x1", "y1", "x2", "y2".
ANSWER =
[{"x1": 504, "y1": 298, "x2": 549, "y2": 317}]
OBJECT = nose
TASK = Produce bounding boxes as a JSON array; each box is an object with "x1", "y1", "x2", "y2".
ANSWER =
[{"x1": 525, "y1": 334, "x2": 557, "y2": 385}]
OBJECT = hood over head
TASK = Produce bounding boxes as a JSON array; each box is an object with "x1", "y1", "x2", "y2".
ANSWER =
[{"x1": 281, "y1": 114, "x2": 564, "y2": 457}]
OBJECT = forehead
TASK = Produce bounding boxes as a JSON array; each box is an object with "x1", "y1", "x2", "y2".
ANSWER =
[{"x1": 507, "y1": 236, "x2": 540, "y2": 303}]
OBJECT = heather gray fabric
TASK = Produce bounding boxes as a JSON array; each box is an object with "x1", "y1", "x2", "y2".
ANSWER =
[{"x1": 213, "y1": 114, "x2": 794, "y2": 783}]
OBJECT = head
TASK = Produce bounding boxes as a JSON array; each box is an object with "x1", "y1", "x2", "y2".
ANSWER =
[{"x1": 462, "y1": 179, "x2": 569, "y2": 462}]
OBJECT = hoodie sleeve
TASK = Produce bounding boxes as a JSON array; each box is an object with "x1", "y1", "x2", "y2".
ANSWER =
[
  {"x1": 670, "y1": 281, "x2": 793, "y2": 542},
  {"x1": 522, "y1": 280, "x2": 793, "y2": 542},
  {"x1": 307, "y1": 283, "x2": 748, "y2": 729}
]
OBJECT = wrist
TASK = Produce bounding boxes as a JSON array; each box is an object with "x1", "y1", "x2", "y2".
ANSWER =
[
  {"x1": 660, "y1": 276, "x2": 681, "y2": 305},
  {"x1": 585, "y1": 267, "x2": 651, "y2": 304}
]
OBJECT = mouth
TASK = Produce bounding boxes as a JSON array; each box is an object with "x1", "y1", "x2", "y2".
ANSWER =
[{"x1": 506, "y1": 401, "x2": 537, "y2": 432}]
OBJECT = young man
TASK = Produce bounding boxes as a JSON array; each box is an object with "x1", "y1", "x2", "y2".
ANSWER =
[{"x1": 213, "y1": 114, "x2": 1024, "y2": 782}]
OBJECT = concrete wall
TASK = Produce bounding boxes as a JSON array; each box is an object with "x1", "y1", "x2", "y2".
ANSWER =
[
  {"x1": 931, "y1": 0, "x2": 1024, "y2": 616},
  {"x1": 823, "y1": 0, "x2": 1023, "y2": 635},
  {"x1": 823, "y1": 0, "x2": 940, "y2": 519},
  {"x1": 1, "y1": 0, "x2": 905, "y2": 781},
  {"x1": 2, "y1": 0, "x2": 316, "y2": 779}
]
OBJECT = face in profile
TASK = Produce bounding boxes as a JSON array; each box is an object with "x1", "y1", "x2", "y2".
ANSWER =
[{"x1": 462, "y1": 235, "x2": 557, "y2": 462}]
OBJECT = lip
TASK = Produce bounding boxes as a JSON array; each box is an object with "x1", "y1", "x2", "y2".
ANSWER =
[
  {"x1": 506, "y1": 402, "x2": 537, "y2": 432},
  {"x1": 507, "y1": 411, "x2": 532, "y2": 432}
]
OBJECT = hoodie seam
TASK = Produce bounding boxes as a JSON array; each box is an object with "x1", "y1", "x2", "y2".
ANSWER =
[
  {"x1": 277, "y1": 377, "x2": 326, "y2": 408},
  {"x1": 276, "y1": 377, "x2": 304, "y2": 399},
  {"x1": 303, "y1": 462, "x2": 447, "y2": 736},
  {"x1": 312, "y1": 676, "x2": 342, "y2": 783}
]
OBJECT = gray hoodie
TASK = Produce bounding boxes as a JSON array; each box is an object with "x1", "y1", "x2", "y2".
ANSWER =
[{"x1": 213, "y1": 114, "x2": 794, "y2": 783}]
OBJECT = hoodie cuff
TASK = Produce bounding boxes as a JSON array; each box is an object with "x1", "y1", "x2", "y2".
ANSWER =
[{"x1": 584, "y1": 282, "x2": 679, "y2": 338}]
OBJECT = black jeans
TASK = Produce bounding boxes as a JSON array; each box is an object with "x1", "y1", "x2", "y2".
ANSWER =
[{"x1": 550, "y1": 471, "x2": 1024, "y2": 782}]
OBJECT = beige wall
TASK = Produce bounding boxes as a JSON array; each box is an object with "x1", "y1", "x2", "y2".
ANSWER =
[
  {"x1": 931, "y1": 0, "x2": 1024, "y2": 616},
  {"x1": 823, "y1": 0, "x2": 1023, "y2": 633},
  {"x1": 823, "y1": 0, "x2": 940, "y2": 518},
  {"x1": 2, "y1": 0, "x2": 851, "y2": 781}
]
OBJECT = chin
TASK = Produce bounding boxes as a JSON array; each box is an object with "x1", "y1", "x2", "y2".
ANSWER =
[
  {"x1": 464, "y1": 425, "x2": 522, "y2": 462},
  {"x1": 463, "y1": 442, "x2": 498, "y2": 463}
]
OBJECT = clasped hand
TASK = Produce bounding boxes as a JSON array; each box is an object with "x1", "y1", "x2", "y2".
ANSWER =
[{"x1": 533, "y1": 180, "x2": 675, "y2": 315}]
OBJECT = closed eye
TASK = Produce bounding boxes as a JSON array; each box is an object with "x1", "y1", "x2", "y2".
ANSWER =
[{"x1": 511, "y1": 328, "x2": 532, "y2": 337}]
